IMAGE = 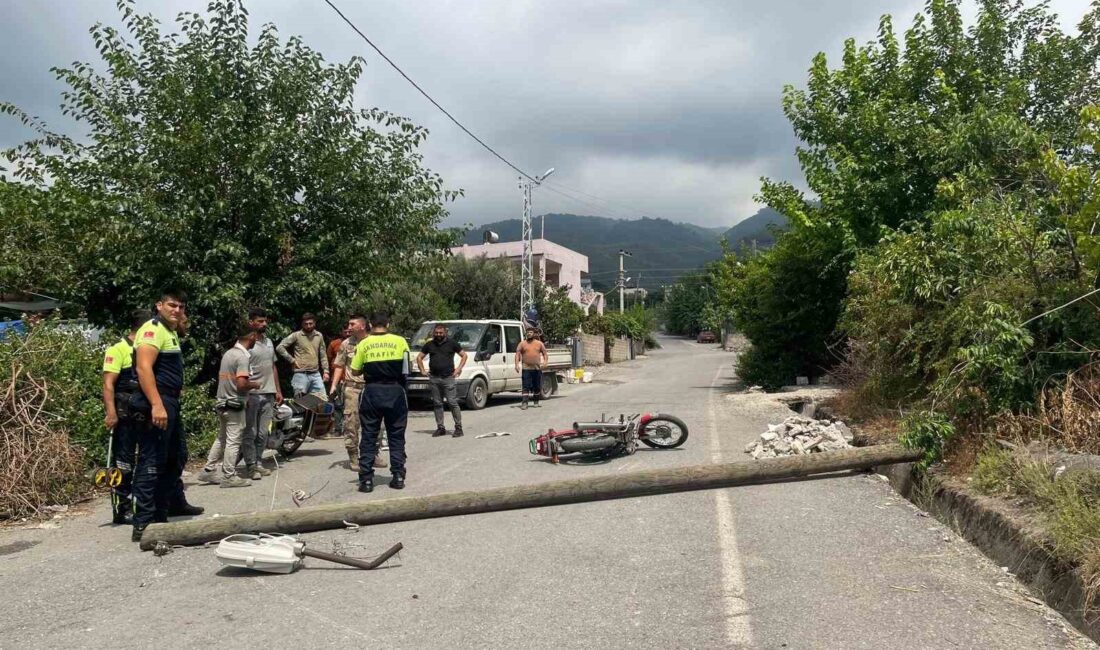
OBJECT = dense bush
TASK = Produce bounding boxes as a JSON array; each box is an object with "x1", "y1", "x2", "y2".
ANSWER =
[
  {"x1": 727, "y1": 225, "x2": 849, "y2": 389},
  {"x1": 0, "y1": 326, "x2": 100, "y2": 518},
  {"x1": 845, "y1": 119, "x2": 1100, "y2": 431},
  {"x1": 586, "y1": 306, "x2": 656, "y2": 341},
  {"x1": 0, "y1": 323, "x2": 212, "y2": 519},
  {"x1": 0, "y1": 323, "x2": 217, "y2": 517}
]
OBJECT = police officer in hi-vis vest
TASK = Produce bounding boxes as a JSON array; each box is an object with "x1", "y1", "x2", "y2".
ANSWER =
[
  {"x1": 100, "y1": 310, "x2": 148, "y2": 525},
  {"x1": 130, "y1": 289, "x2": 203, "y2": 542}
]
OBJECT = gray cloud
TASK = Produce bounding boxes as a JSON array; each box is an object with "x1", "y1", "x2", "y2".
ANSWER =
[{"x1": 1, "y1": 0, "x2": 1093, "y2": 227}]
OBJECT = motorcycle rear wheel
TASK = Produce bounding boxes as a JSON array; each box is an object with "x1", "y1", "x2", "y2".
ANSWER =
[
  {"x1": 639, "y1": 414, "x2": 689, "y2": 449},
  {"x1": 558, "y1": 434, "x2": 618, "y2": 453}
]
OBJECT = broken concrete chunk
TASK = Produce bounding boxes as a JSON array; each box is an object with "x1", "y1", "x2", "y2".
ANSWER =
[{"x1": 744, "y1": 415, "x2": 853, "y2": 458}]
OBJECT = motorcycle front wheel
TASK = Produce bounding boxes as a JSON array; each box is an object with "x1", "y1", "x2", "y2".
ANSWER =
[
  {"x1": 279, "y1": 433, "x2": 306, "y2": 457},
  {"x1": 639, "y1": 414, "x2": 689, "y2": 449}
]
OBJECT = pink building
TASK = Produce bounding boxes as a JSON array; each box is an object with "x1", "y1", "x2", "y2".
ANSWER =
[{"x1": 450, "y1": 238, "x2": 604, "y2": 314}]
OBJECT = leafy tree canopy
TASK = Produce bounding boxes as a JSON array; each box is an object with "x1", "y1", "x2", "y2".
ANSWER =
[{"x1": 2, "y1": 0, "x2": 460, "y2": 364}]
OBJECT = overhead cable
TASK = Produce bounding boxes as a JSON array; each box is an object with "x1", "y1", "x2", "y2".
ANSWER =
[{"x1": 320, "y1": 0, "x2": 536, "y2": 182}]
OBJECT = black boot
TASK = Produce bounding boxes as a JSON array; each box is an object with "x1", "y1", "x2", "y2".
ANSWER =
[
  {"x1": 432, "y1": 426, "x2": 447, "y2": 437},
  {"x1": 452, "y1": 426, "x2": 464, "y2": 438},
  {"x1": 169, "y1": 502, "x2": 204, "y2": 517},
  {"x1": 389, "y1": 472, "x2": 406, "y2": 490},
  {"x1": 112, "y1": 496, "x2": 133, "y2": 526},
  {"x1": 358, "y1": 477, "x2": 374, "y2": 493},
  {"x1": 131, "y1": 524, "x2": 147, "y2": 543}
]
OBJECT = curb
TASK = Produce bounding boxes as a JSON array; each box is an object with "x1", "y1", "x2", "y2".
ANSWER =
[{"x1": 876, "y1": 461, "x2": 1098, "y2": 643}]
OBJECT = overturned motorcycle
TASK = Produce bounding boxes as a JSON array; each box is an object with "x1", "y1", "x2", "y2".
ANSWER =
[
  {"x1": 267, "y1": 393, "x2": 335, "y2": 457},
  {"x1": 529, "y1": 413, "x2": 688, "y2": 463}
]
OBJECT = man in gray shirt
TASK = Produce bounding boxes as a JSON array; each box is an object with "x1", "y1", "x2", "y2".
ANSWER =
[
  {"x1": 276, "y1": 312, "x2": 329, "y2": 398},
  {"x1": 197, "y1": 321, "x2": 258, "y2": 488},
  {"x1": 242, "y1": 308, "x2": 283, "y2": 480}
]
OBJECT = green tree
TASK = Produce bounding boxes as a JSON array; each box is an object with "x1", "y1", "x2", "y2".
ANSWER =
[
  {"x1": 1, "y1": 0, "x2": 459, "y2": 371},
  {"x1": 663, "y1": 273, "x2": 712, "y2": 336},
  {"x1": 439, "y1": 256, "x2": 522, "y2": 319},
  {"x1": 845, "y1": 117, "x2": 1100, "y2": 420},
  {"x1": 534, "y1": 284, "x2": 585, "y2": 343}
]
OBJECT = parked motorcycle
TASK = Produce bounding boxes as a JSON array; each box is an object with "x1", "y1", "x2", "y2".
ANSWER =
[{"x1": 529, "y1": 412, "x2": 688, "y2": 463}]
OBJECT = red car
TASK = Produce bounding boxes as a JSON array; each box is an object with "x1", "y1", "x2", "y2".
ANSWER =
[{"x1": 696, "y1": 330, "x2": 717, "y2": 344}]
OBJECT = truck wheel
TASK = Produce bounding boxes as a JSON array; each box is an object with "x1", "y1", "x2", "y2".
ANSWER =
[
  {"x1": 465, "y1": 377, "x2": 488, "y2": 410},
  {"x1": 539, "y1": 374, "x2": 557, "y2": 400}
]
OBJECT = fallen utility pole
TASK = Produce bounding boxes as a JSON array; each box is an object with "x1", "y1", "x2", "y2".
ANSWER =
[{"x1": 139, "y1": 444, "x2": 920, "y2": 550}]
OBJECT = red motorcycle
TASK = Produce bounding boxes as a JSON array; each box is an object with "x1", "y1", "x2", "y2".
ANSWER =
[{"x1": 529, "y1": 413, "x2": 688, "y2": 463}]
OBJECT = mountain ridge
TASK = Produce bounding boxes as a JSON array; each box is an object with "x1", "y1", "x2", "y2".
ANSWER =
[{"x1": 460, "y1": 210, "x2": 788, "y2": 289}]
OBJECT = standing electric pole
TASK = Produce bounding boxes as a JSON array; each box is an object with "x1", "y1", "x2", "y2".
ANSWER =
[
  {"x1": 519, "y1": 167, "x2": 556, "y2": 319},
  {"x1": 618, "y1": 249, "x2": 632, "y2": 313}
]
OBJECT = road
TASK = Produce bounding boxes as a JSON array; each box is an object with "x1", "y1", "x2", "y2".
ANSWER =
[{"x1": 0, "y1": 336, "x2": 1092, "y2": 648}]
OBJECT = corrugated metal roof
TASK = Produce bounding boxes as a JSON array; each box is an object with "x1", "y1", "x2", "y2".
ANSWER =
[{"x1": 0, "y1": 300, "x2": 60, "y2": 312}]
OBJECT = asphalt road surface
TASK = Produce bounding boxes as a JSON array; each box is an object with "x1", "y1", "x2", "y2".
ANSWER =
[{"x1": 0, "y1": 336, "x2": 1093, "y2": 648}]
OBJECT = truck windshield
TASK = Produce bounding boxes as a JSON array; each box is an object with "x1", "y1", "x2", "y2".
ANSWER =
[{"x1": 411, "y1": 323, "x2": 487, "y2": 352}]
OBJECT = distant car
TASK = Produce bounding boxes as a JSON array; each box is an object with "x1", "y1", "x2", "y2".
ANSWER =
[{"x1": 696, "y1": 330, "x2": 717, "y2": 344}]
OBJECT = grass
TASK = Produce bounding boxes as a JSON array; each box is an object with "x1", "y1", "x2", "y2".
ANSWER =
[{"x1": 973, "y1": 446, "x2": 1100, "y2": 611}]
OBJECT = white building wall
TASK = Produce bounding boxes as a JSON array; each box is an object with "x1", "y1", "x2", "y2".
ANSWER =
[{"x1": 450, "y1": 239, "x2": 590, "y2": 305}]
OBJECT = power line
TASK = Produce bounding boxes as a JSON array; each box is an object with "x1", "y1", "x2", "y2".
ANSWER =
[
  {"x1": 1019, "y1": 287, "x2": 1100, "y2": 326},
  {"x1": 587, "y1": 267, "x2": 707, "y2": 276},
  {"x1": 539, "y1": 184, "x2": 634, "y2": 220},
  {"x1": 544, "y1": 180, "x2": 655, "y2": 219},
  {"x1": 320, "y1": 0, "x2": 536, "y2": 182}
]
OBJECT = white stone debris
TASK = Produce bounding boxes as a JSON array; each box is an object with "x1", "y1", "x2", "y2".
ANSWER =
[{"x1": 743, "y1": 416, "x2": 855, "y2": 458}]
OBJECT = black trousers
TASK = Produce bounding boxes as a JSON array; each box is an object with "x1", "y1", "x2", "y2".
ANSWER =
[
  {"x1": 112, "y1": 414, "x2": 137, "y2": 500},
  {"x1": 132, "y1": 396, "x2": 188, "y2": 526},
  {"x1": 358, "y1": 383, "x2": 408, "y2": 481}
]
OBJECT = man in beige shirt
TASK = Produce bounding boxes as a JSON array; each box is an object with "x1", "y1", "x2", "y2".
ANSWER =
[
  {"x1": 276, "y1": 312, "x2": 329, "y2": 398},
  {"x1": 514, "y1": 327, "x2": 548, "y2": 409}
]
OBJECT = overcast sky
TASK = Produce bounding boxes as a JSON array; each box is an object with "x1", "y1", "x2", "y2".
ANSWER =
[{"x1": 1, "y1": 1, "x2": 1093, "y2": 228}]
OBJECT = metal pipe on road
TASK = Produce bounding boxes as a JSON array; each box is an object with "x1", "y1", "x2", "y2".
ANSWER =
[{"x1": 139, "y1": 444, "x2": 922, "y2": 550}]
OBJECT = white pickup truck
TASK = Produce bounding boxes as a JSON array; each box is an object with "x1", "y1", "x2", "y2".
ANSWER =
[{"x1": 405, "y1": 319, "x2": 573, "y2": 409}]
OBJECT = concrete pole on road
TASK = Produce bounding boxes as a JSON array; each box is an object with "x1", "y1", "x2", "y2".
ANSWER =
[{"x1": 139, "y1": 444, "x2": 923, "y2": 550}]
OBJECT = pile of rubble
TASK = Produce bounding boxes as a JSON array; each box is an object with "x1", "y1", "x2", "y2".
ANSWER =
[{"x1": 744, "y1": 416, "x2": 854, "y2": 459}]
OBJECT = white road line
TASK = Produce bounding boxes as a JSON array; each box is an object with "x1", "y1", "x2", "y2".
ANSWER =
[{"x1": 709, "y1": 363, "x2": 753, "y2": 647}]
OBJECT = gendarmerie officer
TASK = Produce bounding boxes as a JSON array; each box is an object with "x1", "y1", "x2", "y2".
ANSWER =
[{"x1": 349, "y1": 311, "x2": 410, "y2": 493}]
